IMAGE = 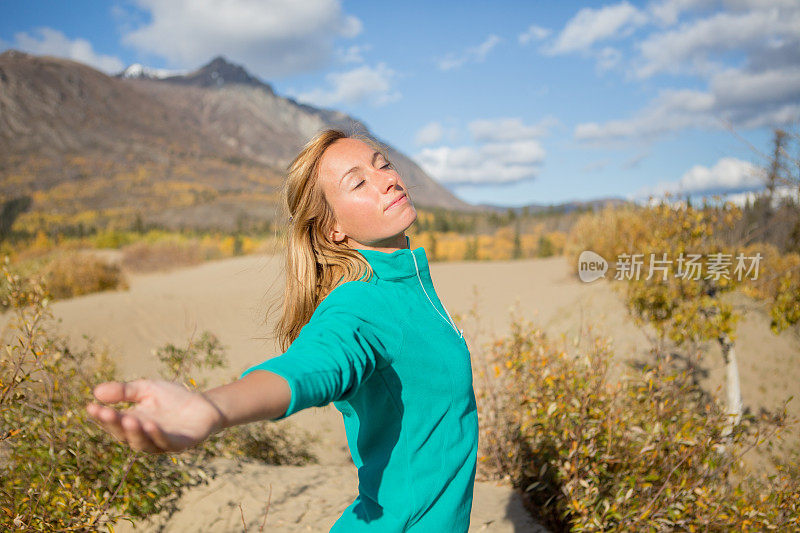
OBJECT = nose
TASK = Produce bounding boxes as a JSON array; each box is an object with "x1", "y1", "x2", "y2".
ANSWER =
[{"x1": 378, "y1": 166, "x2": 399, "y2": 192}]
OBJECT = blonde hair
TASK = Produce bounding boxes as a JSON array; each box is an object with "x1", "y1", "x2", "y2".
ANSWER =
[{"x1": 269, "y1": 127, "x2": 408, "y2": 352}]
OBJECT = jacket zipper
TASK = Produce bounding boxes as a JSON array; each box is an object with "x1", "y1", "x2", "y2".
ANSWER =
[{"x1": 411, "y1": 252, "x2": 464, "y2": 338}]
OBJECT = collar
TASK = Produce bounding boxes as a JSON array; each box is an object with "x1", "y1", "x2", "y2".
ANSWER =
[{"x1": 354, "y1": 235, "x2": 430, "y2": 280}]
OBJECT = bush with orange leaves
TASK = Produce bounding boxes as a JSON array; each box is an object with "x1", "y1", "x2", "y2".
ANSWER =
[
  {"x1": 0, "y1": 258, "x2": 315, "y2": 531},
  {"x1": 0, "y1": 258, "x2": 201, "y2": 531},
  {"x1": 475, "y1": 313, "x2": 798, "y2": 532},
  {"x1": 564, "y1": 199, "x2": 799, "y2": 435},
  {"x1": 42, "y1": 250, "x2": 129, "y2": 299}
]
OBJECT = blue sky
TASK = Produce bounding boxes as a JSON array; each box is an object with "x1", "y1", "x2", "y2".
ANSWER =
[{"x1": 2, "y1": 0, "x2": 798, "y2": 208}]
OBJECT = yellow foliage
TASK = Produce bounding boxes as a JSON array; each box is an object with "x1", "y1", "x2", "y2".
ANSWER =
[
  {"x1": 545, "y1": 231, "x2": 566, "y2": 255},
  {"x1": 218, "y1": 235, "x2": 236, "y2": 256},
  {"x1": 42, "y1": 251, "x2": 128, "y2": 299},
  {"x1": 32, "y1": 229, "x2": 51, "y2": 251},
  {"x1": 241, "y1": 236, "x2": 260, "y2": 254},
  {"x1": 475, "y1": 313, "x2": 800, "y2": 532}
]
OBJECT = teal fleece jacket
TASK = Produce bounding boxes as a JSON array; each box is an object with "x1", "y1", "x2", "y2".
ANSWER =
[{"x1": 240, "y1": 235, "x2": 479, "y2": 532}]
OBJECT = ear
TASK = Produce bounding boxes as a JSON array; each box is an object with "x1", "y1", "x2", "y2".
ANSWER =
[{"x1": 329, "y1": 219, "x2": 347, "y2": 244}]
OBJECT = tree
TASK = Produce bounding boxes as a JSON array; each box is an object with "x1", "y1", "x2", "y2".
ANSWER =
[
  {"x1": 537, "y1": 234, "x2": 554, "y2": 258},
  {"x1": 618, "y1": 201, "x2": 746, "y2": 433},
  {"x1": 428, "y1": 231, "x2": 438, "y2": 261},
  {"x1": 512, "y1": 223, "x2": 522, "y2": 259},
  {"x1": 465, "y1": 236, "x2": 479, "y2": 260},
  {"x1": 616, "y1": 199, "x2": 799, "y2": 435},
  {"x1": 0, "y1": 196, "x2": 32, "y2": 242},
  {"x1": 133, "y1": 211, "x2": 145, "y2": 234},
  {"x1": 766, "y1": 129, "x2": 787, "y2": 205}
]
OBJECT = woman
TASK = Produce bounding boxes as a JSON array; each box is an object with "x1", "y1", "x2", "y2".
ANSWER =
[{"x1": 86, "y1": 128, "x2": 479, "y2": 532}]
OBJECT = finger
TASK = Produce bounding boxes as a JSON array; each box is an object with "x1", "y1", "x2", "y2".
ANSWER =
[
  {"x1": 93, "y1": 382, "x2": 125, "y2": 403},
  {"x1": 93, "y1": 379, "x2": 148, "y2": 404},
  {"x1": 141, "y1": 419, "x2": 174, "y2": 452},
  {"x1": 86, "y1": 402, "x2": 128, "y2": 443},
  {"x1": 121, "y1": 414, "x2": 161, "y2": 454}
]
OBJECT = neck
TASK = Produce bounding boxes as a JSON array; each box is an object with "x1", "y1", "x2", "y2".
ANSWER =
[{"x1": 348, "y1": 232, "x2": 409, "y2": 253}]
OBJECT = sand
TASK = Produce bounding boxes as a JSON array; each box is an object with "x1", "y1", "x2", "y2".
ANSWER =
[{"x1": 4, "y1": 250, "x2": 797, "y2": 532}]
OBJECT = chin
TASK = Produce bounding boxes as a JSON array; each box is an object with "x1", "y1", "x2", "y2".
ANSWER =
[
  {"x1": 401, "y1": 219, "x2": 417, "y2": 236},
  {"x1": 401, "y1": 205, "x2": 418, "y2": 227}
]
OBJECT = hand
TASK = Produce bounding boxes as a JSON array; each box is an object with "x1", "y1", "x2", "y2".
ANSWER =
[{"x1": 86, "y1": 379, "x2": 224, "y2": 454}]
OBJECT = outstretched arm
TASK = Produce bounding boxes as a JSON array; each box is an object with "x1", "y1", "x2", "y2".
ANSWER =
[{"x1": 85, "y1": 370, "x2": 291, "y2": 454}]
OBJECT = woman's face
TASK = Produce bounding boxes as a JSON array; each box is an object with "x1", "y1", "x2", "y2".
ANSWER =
[{"x1": 318, "y1": 137, "x2": 417, "y2": 250}]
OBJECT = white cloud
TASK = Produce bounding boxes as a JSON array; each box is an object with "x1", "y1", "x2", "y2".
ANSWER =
[
  {"x1": 10, "y1": 27, "x2": 124, "y2": 73},
  {"x1": 721, "y1": 184, "x2": 799, "y2": 208},
  {"x1": 290, "y1": 62, "x2": 400, "y2": 107},
  {"x1": 632, "y1": 183, "x2": 799, "y2": 208},
  {"x1": 597, "y1": 46, "x2": 623, "y2": 71},
  {"x1": 574, "y1": 1, "x2": 800, "y2": 143},
  {"x1": 576, "y1": 88, "x2": 715, "y2": 141},
  {"x1": 711, "y1": 65, "x2": 800, "y2": 112},
  {"x1": 469, "y1": 116, "x2": 557, "y2": 142},
  {"x1": 437, "y1": 34, "x2": 501, "y2": 71},
  {"x1": 518, "y1": 24, "x2": 551, "y2": 45},
  {"x1": 121, "y1": 0, "x2": 362, "y2": 78},
  {"x1": 575, "y1": 63, "x2": 800, "y2": 142},
  {"x1": 415, "y1": 122, "x2": 444, "y2": 146},
  {"x1": 480, "y1": 139, "x2": 547, "y2": 165},
  {"x1": 722, "y1": 0, "x2": 800, "y2": 12},
  {"x1": 544, "y1": 1, "x2": 648, "y2": 55},
  {"x1": 414, "y1": 143, "x2": 546, "y2": 185},
  {"x1": 633, "y1": 5, "x2": 800, "y2": 79},
  {"x1": 412, "y1": 117, "x2": 550, "y2": 185},
  {"x1": 647, "y1": 0, "x2": 716, "y2": 26},
  {"x1": 623, "y1": 151, "x2": 649, "y2": 169},
  {"x1": 631, "y1": 157, "x2": 766, "y2": 199},
  {"x1": 335, "y1": 43, "x2": 371, "y2": 64},
  {"x1": 582, "y1": 159, "x2": 611, "y2": 173}
]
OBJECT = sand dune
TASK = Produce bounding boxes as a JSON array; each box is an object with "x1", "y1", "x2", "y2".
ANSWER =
[
  {"x1": 5, "y1": 250, "x2": 797, "y2": 532},
  {"x1": 114, "y1": 459, "x2": 544, "y2": 532}
]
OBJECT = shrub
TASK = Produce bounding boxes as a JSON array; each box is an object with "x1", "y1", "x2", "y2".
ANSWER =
[
  {"x1": 92, "y1": 230, "x2": 137, "y2": 249},
  {"x1": 119, "y1": 239, "x2": 223, "y2": 273},
  {"x1": 0, "y1": 261, "x2": 207, "y2": 531},
  {"x1": 150, "y1": 329, "x2": 319, "y2": 468},
  {"x1": 738, "y1": 241, "x2": 800, "y2": 335},
  {"x1": 41, "y1": 250, "x2": 129, "y2": 299},
  {"x1": 0, "y1": 259, "x2": 316, "y2": 531},
  {"x1": 563, "y1": 204, "x2": 645, "y2": 271},
  {"x1": 537, "y1": 234, "x2": 555, "y2": 258},
  {"x1": 475, "y1": 312, "x2": 799, "y2": 532},
  {"x1": 0, "y1": 251, "x2": 127, "y2": 310}
]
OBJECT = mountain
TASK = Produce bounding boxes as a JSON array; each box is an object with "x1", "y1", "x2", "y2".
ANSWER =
[
  {"x1": 0, "y1": 49, "x2": 211, "y2": 159},
  {"x1": 477, "y1": 197, "x2": 632, "y2": 214},
  {"x1": 157, "y1": 55, "x2": 274, "y2": 92},
  {"x1": 0, "y1": 50, "x2": 478, "y2": 233},
  {"x1": 118, "y1": 63, "x2": 185, "y2": 80},
  {"x1": 121, "y1": 57, "x2": 464, "y2": 211},
  {"x1": 122, "y1": 55, "x2": 464, "y2": 211}
]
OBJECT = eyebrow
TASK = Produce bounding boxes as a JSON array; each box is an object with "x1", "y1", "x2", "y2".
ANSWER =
[{"x1": 339, "y1": 151, "x2": 383, "y2": 187}]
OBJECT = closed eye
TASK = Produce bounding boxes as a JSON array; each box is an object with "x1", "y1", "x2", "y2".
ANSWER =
[{"x1": 353, "y1": 161, "x2": 391, "y2": 189}]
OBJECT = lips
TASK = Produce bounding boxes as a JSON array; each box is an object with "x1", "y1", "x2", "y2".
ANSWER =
[{"x1": 385, "y1": 193, "x2": 407, "y2": 211}]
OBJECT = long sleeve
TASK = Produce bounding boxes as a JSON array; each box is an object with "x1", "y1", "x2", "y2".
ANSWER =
[{"x1": 240, "y1": 281, "x2": 404, "y2": 420}]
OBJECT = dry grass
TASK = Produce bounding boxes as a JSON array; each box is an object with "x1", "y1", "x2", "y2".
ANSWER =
[
  {"x1": 463, "y1": 298, "x2": 799, "y2": 532},
  {"x1": 41, "y1": 250, "x2": 128, "y2": 299},
  {"x1": 0, "y1": 264, "x2": 315, "y2": 531},
  {"x1": 120, "y1": 239, "x2": 224, "y2": 273}
]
